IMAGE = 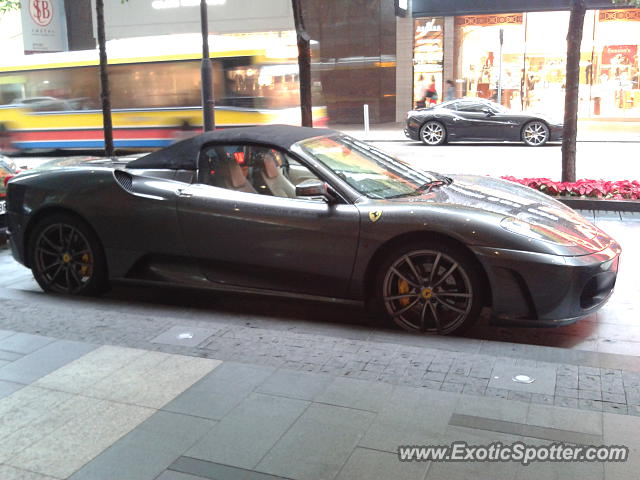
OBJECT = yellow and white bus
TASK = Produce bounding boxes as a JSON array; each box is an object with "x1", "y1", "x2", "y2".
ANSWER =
[{"x1": 0, "y1": 35, "x2": 327, "y2": 151}]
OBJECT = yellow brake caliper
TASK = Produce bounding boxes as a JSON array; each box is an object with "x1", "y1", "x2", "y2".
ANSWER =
[
  {"x1": 398, "y1": 279, "x2": 410, "y2": 307},
  {"x1": 80, "y1": 253, "x2": 91, "y2": 277}
]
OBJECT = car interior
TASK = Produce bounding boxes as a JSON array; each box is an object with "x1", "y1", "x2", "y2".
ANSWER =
[{"x1": 198, "y1": 144, "x2": 319, "y2": 199}]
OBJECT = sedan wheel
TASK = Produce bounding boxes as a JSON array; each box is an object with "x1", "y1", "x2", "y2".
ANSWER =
[
  {"x1": 30, "y1": 214, "x2": 107, "y2": 295},
  {"x1": 522, "y1": 121, "x2": 549, "y2": 146},
  {"x1": 374, "y1": 242, "x2": 482, "y2": 334},
  {"x1": 419, "y1": 121, "x2": 446, "y2": 146}
]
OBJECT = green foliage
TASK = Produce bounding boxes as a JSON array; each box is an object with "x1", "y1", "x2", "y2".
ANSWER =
[
  {"x1": 0, "y1": 0, "x2": 20, "y2": 14},
  {"x1": 612, "y1": 0, "x2": 640, "y2": 5}
]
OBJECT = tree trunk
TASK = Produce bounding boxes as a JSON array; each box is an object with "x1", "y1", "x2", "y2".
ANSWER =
[
  {"x1": 561, "y1": 0, "x2": 586, "y2": 182},
  {"x1": 292, "y1": 0, "x2": 313, "y2": 127},
  {"x1": 95, "y1": 0, "x2": 114, "y2": 157}
]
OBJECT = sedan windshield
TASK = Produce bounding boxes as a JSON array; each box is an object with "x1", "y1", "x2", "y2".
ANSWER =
[{"x1": 296, "y1": 134, "x2": 442, "y2": 199}]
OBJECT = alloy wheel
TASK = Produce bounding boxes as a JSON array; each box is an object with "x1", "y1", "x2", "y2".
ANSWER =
[
  {"x1": 420, "y1": 121, "x2": 446, "y2": 146},
  {"x1": 522, "y1": 121, "x2": 549, "y2": 146},
  {"x1": 33, "y1": 223, "x2": 94, "y2": 294},
  {"x1": 382, "y1": 249, "x2": 473, "y2": 334}
]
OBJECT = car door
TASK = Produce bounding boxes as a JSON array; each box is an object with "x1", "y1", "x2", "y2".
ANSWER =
[
  {"x1": 479, "y1": 106, "x2": 522, "y2": 141},
  {"x1": 451, "y1": 101, "x2": 498, "y2": 140},
  {"x1": 176, "y1": 142, "x2": 361, "y2": 298}
]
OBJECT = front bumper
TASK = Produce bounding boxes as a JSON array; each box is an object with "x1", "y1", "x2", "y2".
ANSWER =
[
  {"x1": 472, "y1": 241, "x2": 620, "y2": 325},
  {"x1": 404, "y1": 118, "x2": 422, "y2": 141}
]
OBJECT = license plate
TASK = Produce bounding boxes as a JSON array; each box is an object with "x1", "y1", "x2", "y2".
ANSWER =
[{"x1": 0, "y1": 200, "x2": 5, "y2": 215}]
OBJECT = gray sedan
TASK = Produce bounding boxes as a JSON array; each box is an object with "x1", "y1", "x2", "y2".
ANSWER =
[
  {"x1": 5, "y1": 125, "x2": 619, "y2": 335},
  {"x1": 405, "y1": 99, "x2": 564, "y2": 146}
]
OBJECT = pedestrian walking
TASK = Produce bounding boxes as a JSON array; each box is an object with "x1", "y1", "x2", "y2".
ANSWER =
[{"x1": 444, "y1": 79, "x2": 455, "y2": 101}]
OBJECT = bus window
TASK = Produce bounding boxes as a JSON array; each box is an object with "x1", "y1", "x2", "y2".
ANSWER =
[{"x1": 1, "y1": 67, "x2": 100, "y2": 110}]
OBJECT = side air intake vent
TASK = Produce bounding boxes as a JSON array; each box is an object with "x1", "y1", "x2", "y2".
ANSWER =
[{"x1": 114, "y1": 170, "x2": 134, "y2": 193}]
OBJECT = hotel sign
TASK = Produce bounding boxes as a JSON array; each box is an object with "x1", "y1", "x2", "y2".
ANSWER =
[{"x1": 20, "y1": 0, "x2": 68, "y2": 53}]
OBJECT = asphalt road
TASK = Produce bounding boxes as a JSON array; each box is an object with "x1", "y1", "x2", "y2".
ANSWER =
[{"x1": 370, "y1": 140, "x2": 640, "y2": 182}]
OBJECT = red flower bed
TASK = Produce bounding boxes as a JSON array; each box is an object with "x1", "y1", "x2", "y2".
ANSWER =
[{"x1": 500, "y1": 177, "x2": 640, "y2": 200}]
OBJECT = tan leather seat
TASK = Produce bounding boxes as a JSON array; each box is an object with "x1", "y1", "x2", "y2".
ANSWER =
[
  {"x1": 258, "y1": 151, "x2": 296, "y2": 198},
  {"x1": 217, "y1": 156, "x2": 256, "y2": 194}
]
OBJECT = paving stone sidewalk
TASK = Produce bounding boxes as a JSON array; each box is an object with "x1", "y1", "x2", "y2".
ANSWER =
[{"x1": 0, "y1": 328, "x2": 639, "y2": 480}]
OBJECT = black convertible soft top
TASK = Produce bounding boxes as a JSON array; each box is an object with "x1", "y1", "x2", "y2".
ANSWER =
[{"x1": 127, "y1": 125, "x2": 335, "y2": 171}]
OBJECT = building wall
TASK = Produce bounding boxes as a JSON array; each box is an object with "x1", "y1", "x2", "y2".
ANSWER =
[
  {"x1": 412, "y1": 0, "x2": 630, "y2": 16},
  {"x1": 64, "y1": 0, "x2": 94, "y2": 51},
  {"x1": 302, "y1": 0, "x2": 397, "y2": 123},
  {"x1": 92, "y1": 0, "x2": 295, "y2": 40}
]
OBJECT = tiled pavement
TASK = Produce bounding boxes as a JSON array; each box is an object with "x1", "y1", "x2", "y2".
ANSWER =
[{"x1": 0, "y1": 330, "x2": 639, "y2": 479}]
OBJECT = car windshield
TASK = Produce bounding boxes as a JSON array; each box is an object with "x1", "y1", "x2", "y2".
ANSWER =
[
  {"x1": 487, "y1": 102, "x2": 510, "y2": 113},
  {"x1": 296, "y1": 134, "x2": 441, "y2": 199}
]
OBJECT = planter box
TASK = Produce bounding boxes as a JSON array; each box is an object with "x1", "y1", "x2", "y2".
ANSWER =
[{"x1": 558, "y1": 197, "x2": 640, "y2": 212}]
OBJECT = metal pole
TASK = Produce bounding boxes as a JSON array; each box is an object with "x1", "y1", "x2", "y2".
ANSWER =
[
  {"x1": 200, "y1": 0, "x2": 215, "y2": 131},
  {"x1": 363, "y1": 104, "x2": 369, "y2": 138},
  {"x1": 292, "y1": 0, "x2": 313, "y2": 127},
  {"x1": 497, "y1": 28, "x2": 504, "y2": 105}
]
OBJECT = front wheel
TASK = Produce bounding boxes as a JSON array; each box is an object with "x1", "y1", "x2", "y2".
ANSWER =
[
  {"x1": 522, "y1": 121, "x2": 549, "y2": 146},
  {"x1": 419, "y1": 121, "x2": 447, "y2": 146},
  {"x1": 372, "y1": 241, "x2": 483, "y2": 335},
  {"x1": 29, "y1": 213, "x2": 108, "y2": 295}
]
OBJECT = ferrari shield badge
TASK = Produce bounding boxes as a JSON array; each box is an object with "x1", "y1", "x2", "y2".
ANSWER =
[{"x1": 369, "y1": 210, "x2": 383, "y2": 223}]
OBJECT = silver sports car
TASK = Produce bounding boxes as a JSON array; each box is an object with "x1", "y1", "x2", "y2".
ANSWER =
[{"x1": 5, "y1": 125, "x2": 620, "y2": 335}]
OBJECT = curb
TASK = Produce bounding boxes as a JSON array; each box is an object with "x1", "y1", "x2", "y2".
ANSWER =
[{"x1": 559, "y1": 197, "x2": 640, "y2": 212}]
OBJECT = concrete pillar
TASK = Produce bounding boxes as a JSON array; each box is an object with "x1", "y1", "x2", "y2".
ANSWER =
[
  {"x1": 442, "y1": 16, "x2": 455, "y2": 91},
  {"x1": 395, "y1": 13, "x2": 414, "y2": 122}
]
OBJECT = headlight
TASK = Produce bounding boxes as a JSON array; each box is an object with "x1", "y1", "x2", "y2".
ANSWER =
[{"x1": 500, "y1": 217, "x2": 574, "y2": 246}]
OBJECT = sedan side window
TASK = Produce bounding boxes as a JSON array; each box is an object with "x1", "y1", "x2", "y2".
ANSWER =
[
  {"x1": 197, "y1": 144, "x2": 319, "y2": 199},
  {"x1": 456, "y1": 102, "x2": 485, "y2": 112}
]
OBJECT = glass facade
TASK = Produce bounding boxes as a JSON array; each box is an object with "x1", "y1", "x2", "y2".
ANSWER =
[{"x1": 413, "y1": 8, "x2": 640, "y2": 119}]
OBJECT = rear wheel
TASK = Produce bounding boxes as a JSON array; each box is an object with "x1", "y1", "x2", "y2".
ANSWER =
[
  {"x1": 522, "y1": 121, "x2": 549, "y2": 146},
  {"x1": 419, "y1": 121, "x2": 447, "y2": 146},
  {"x1": 372, "y1": 241, "x2": 483, "y2": 335},
  {"x1": 29, "y1": 213, "x2": 107, "y2": 295}
]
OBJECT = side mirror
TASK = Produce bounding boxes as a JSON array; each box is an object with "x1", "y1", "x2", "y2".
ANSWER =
[
  {"x1": 296, "y1": 179, "x2": 339, "y2": 203},
  {"x1": 483, "y1": 107, "x2": 494, "y2": 116},
  {"x1": 296, "y1": 178, "x2": 328, "y2": 198}
]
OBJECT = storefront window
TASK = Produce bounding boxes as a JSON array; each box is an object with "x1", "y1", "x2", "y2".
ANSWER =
[
  {"x1": 413, "y1": 17, "x2": 444, "y2": 108},
  {"x1": 446, "y1": 8, "x2": 640, "y2": 118},
  {"x1": 593, "y1": 9, "x2": 640, "y2": 117},
  {"x1": 455, "y1": 13, "x2": 525, "y2": 109}
]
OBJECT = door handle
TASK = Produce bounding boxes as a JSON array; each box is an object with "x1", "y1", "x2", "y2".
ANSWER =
[{"x1": 176, "y1": 189, "x2": 193, "y2": 197}]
